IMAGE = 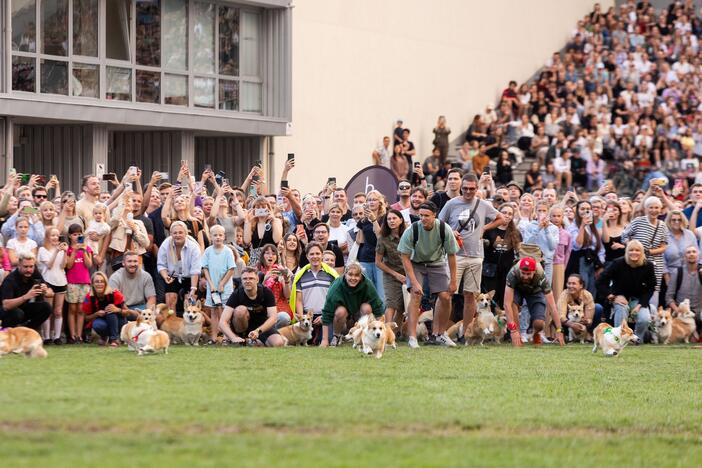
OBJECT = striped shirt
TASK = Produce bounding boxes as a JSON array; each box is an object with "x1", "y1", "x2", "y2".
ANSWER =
[{"x1": 296, "y1": 268, "x2": 335, "y2": 315}]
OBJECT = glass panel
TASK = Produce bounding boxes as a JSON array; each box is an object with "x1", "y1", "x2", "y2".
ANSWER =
[
  {"x1": 12, "y1": 0, "x2": 36, "y2": 52},
  {"x1": 106, "y1": 0, "x2": 131, "y2": 61},
  {"x1": 72, "y1": 63, "x2": 99, "y2": 98},
  {"x1": 193, "y1": 77, "x2": 215, "y2": 108},
  {"x1": 136, "y1": 70, "x2": 161, "y2": 103},
  {"x1": 218, "y1": 80, "x2": 238, "y2": 111},
  {"x1": 12, "y1": 56, "x2": 36, "y2": 92},
  {"x1": 164, "y1": 74, "x2": 188, "y2": 105},
  {"x1": 136, "y1": 0, "x2": 161, "y2": 67},
  {"x1": 42, "y1": 0, "x2": 68, "y2": 56},
  {"x1": 73, "y1": 0, "x2": 98, "y2": 57},
  {"x1": 106, "y1": 66, "x2": 132, "y2": 101},
  {"x1": 163, "y1": 0, "x2": 188, "y2": 71},
  {"x1": 241, "y1": 82, "x2": 262, "y2": 113},
  {"x1": 193, "y1": 2, "x2": 215, "y2": 74},
  {"x1": 218, "y1": 6, "x2": 239, "y2": 76},
  {"x1": 40, "y1": 59, "x2": 68, "y2": 95},
  {"x1": 241, "y1": 12, "x2": 260, "y2": 77}
]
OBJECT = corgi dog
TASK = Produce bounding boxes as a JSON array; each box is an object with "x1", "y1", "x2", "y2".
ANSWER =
[
  {"x1": 566, "y1": 303, "x2": 587, "y2": 344},
  {"x1": 121, "y1": 309, "x2": 158, "y2": 350},
  {"x1": 668, "y1": 299, "x2": 696, "y2": 344},
  {"x1": 0, "y1": 325, "x2": 47, "y2": 358},
  {"x1": 159, "y1": 309, "x2": 185, "y2": 344},
  {"x1": 346, "y1": 314, "x2": 396, "y2": 351},
  {"x1": 182, "y1": 301, "x2": 205, "y2": 346},
  {"x1": 279, "y1": 312, "x2": 313, "y2": 346},
  {"x1": 654, "y1": 307, "x2": 673, "y2": 345},
  {"x1": 356, "y1": 315, "x2": 388, "y2": 359},
  {"x1": 465, "y1": 291, "x2": 500, "y2": 345},
  {"x1": 592, "y1": 321, "x2": 640, "y2": 356},
  {"x1": 130, "y1": 316, "x2": 170, "y2": 355}
]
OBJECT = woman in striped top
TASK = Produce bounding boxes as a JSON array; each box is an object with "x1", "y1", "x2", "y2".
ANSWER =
[{"x1": 621, "y1": 196, "x2": 669, "y2": 310}]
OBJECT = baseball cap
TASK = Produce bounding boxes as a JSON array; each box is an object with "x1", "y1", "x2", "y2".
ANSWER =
[{"x1": 519, "y1": 257, "x2": 537, "y2": 272}]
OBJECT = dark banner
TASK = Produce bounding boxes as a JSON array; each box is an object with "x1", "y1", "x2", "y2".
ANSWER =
[{"x1": 344, "y1": 165, "x2": 399, "y2": 203}]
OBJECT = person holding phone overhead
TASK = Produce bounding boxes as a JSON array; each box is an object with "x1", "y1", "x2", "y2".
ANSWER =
[
  {"x1": 65, "y1": 223, "x2": 93, "y2": 343},
  {"x1": 243, "y1": 197, "x2": 283, "y2": 266}
]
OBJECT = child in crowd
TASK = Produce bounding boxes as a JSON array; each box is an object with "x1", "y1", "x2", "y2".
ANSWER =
[
  {"x1": 85, "y1": 203, "x2": 111, "y2": 271},
  {"x1": 322, "y1": 250, "x2": 336, "y2": 268},
  {"x1": 65, "y1": 223, "x2": 93, "y2": 343},
  {"x1": 6, "y1": 216, "x2": 38, "y2": 266},
  {"x1": 201, "y1": 225, "x2": 236, "y2": 345},
  {"x1": 37, "y1": 227, "x2": 68, "y2": 344},
  {"x1": 550, "y1": 205, "x2": 571, "y2": 301}
]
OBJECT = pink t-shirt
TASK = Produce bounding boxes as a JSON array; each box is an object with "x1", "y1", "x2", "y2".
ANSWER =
[{"x1": 66, "y1": 246, "x2": 93, "y2": 285}]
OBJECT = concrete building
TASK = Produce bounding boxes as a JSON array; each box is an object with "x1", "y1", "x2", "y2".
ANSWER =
[
  {"x1": 274, "y1": 0, "x2": 612, "y2": 193},
  {"x1": 1, "y1": 0, "x2": 292, "y2": 191}
]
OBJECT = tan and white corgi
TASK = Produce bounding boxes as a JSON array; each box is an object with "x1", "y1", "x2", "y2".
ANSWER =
[
  {"x1": 279, "y1": 312, "x2": 313, "y2": 346},
  {"x1": 0, "y1": 325, "x2": 47, "y2": 358},
  {"x1": 592, "y1": 321, "x2": 640, "y2": 356},
  {"x1": 566, "y1": 303, "x2": 587, "y2": 344},
  {"x1": 465, "y1": 291, "x2": 500, "y2": 345},
  {"x1": 347, "y1": 314, "x2": 396, "y2": 351},
  {"x1": 130, "y1": 317, "x2": 170, "y2": 355},
  {"x1": 357, "y1": 315, "x2": 389, "y2": 359},
  {"x1": 182, "y1": 301, "x2": 205, "y2": 345},
  {"x1": 668, "y1": 299, "x2": 696, "y2": 344},
  {"x1": 121, "y1": 308, "x2": 158, "y2": 350},
  {"x1": 654, "y1": 307, "x2": 673, "y2": 344}
]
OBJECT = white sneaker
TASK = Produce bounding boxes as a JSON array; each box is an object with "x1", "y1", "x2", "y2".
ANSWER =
[
  {"x1": 408, "y1": 336, "x2": 420, "y2": 349},
  {"x1": 540, "y1": 332, "x2": 553, "y2": 344},
  {"x1": 437, "y1": 333, "x2": 457, "y2": 347},
  {"x1": 520, "y1": 333, "x2": 530, "y2": 343}
]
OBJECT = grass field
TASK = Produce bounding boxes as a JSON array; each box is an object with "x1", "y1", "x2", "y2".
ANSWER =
[{"x1": 1, "y1": 344, "x2": 701, "y2": 467}]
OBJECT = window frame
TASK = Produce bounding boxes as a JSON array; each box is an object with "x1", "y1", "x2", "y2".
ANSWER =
[{"x1": 8, "y1": 0, "x2": 264, "y2": 115}]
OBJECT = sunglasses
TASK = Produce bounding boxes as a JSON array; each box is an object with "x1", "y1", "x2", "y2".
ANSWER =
[
  {"x1": 399, "y1": 185, "x2": 411, "y2": 190},
  {"x1": 34, "y1": 194, "x2": 48, "y2": 199}
]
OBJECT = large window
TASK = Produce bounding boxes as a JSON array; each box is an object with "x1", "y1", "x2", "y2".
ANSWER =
[{"x1": 10, "y1": 0, "x2": 264, "y2": 114}]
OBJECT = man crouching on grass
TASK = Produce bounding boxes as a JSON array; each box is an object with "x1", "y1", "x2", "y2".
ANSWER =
[
  {"x1": 504, "y1": 257, "x2": 565, "y2": 347},
  {"x1": 320, "y1": 262, "x2": 384, "y2": 347},
  {"x1": 218, "y1": 267, "x2": 285, "y2": 347}
]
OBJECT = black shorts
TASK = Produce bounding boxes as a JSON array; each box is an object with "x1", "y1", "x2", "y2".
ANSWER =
[
  {"x1": 249, "y1": 327, "x2": 279, "y2": 345},
  {"x1": 165, "y1": 277, "x2": 192, "y2": 295},
  {"x1": 47, "y1": 283, "x2": 67, "y2": 294}
]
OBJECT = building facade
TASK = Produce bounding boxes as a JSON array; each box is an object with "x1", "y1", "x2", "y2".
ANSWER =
[{"x1": 1, "y1": 0, "x2": 292, "y2": 191}]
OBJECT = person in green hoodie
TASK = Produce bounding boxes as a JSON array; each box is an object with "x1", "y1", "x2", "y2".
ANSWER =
[{"x1": 320, "y1": 261, "x2": 384, "y2": 347}]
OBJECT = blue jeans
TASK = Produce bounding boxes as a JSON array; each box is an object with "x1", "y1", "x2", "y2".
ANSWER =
[
  {"x1": 360, "y1": 262, "x2": 385, "y2": 303},
  {"x1": 93, "y1": 313, "x2": 127, "y2": 341},
  {"x1": 612, "y1": 302, "x2": 650, "y2": 341},
  {"x1": 578, "y1": 257, "x2": 596, "y2": 297}
]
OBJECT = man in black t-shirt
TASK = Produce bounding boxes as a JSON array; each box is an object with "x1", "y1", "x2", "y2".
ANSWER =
[
  {"x1": 0, "y1": 253, "x2": 53, "y2": 329},
  {"x1": 219, "y1": 267, "x2": 284, "y2": 347}
]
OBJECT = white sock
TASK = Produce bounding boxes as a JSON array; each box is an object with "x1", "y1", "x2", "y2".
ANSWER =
[
  {"x1": 41, "y1": 319, "x2": 50, "y2": 340},
  {"x1": 52, "y1": 317, "x2": 64, "y2": 340}
]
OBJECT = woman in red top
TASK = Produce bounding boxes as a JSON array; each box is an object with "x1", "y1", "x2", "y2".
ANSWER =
[
  {"x1": 81, "y1": 271, "x2": 128, "y2": 347},
  {"x1": 257, "y1": 244, "x2": 293, "y2": 329}
]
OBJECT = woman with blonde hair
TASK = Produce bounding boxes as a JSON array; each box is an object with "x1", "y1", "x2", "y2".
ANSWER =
[
  {"x1": 244, "y1": 197, "x2": 283, "y2": 266},
  {"x1": 37, "y1": 227, "x2": 68, "y2": 345},
  {"x1": 516, "y1": 193, "x2": 536, "y2": 232},
  {"x1": 621, "y1": 196, "x2": 668, "y2": 310},
  {"x1": 356, "y1": 190, "x2": 387, "y2": 301},
  {"x1": 80, "y1": 271, "x2": 127, "y2": 347},
  {"x1": 596, "y1": 240, "x2": 656, "y2": 341},
  {"x1": 161, "y1": 191, "x2": 206, "y2": 252},
  {"x1": 602, "y1": 201, "x2": 626, "y2": 266},
  {"x1": 157, "y1": 221, "x2": 202, "y2": 312}
]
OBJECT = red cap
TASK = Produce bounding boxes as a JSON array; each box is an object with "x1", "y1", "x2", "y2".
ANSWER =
[{"x1": 519, "y1": 257, "x2": 537, "y2": 272}]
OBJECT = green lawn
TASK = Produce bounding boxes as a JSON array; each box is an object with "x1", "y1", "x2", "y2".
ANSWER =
[{"x1": 1, "y1": 344, "x2": 701, "y2": 467}]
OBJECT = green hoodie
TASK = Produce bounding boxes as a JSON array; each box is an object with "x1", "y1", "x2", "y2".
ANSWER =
[{"x1": 321, "y1": 275, "x2": 384, "y2": 325}]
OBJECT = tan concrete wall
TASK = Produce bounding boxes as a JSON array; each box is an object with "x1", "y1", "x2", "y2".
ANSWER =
[{"x1": 274, "y1": 0, "x2": 611, "y2": 193}]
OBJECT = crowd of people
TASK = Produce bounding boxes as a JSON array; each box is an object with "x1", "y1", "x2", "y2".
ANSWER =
[{"x1": 2, "y1": 0, "x2": 702, "y2": 349}]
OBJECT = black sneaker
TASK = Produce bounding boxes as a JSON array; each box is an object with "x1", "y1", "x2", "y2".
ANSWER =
[
  {"x1": 53, "y1": 338, "x2": 62, "y2": 346},
  {"x1": 456, "y1": 335, "x2": 466, "y2": 345},
  {"x1": 43, "y1": 339, "x2": 52, "y2": 346},
  {"x1": 424, "y1": 335, "x2": 439, "y2": 346}
]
